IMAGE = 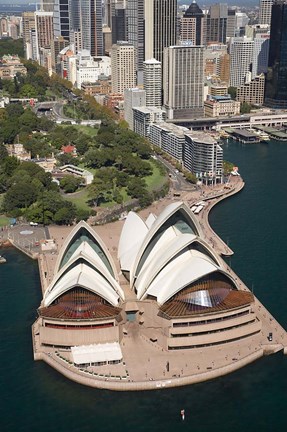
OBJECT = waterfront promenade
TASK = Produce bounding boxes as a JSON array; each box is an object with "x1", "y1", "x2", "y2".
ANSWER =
[{"x1": 3, "y1": 175, "x2": 287, "y2": 391}]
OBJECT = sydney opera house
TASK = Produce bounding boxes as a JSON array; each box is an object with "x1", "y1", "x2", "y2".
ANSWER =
[{"x1": 33, "y1": 202, "x2": 263, "y2": 388}]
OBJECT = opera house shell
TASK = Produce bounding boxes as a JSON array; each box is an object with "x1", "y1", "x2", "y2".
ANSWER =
[{"x1": 34, "y1": 202, "x2": 261, "y2": 386}]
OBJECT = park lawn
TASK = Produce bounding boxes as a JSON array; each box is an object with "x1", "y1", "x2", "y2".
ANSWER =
[
  {"x1": 0, "y1": 215, "x2": 9, "y2": 226},
  {"x1": 60, "y1": 124, "x2": 99, "y2": 137},
  {"x1": 65, "y1": 189, "x2": 91, "y2": 212},
  {"x1": 144, "y1": 160, "x2": 167, "y2": 191}
]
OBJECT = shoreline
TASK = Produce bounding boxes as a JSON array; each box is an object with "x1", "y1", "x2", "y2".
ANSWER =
[{"x1": 4, "y1": 178, "x2": 287, "y2": 391}]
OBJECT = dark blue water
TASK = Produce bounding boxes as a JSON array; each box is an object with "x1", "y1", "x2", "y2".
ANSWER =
[{"x1": 1, "y1": 139, "x2": 287, "y2": 432}]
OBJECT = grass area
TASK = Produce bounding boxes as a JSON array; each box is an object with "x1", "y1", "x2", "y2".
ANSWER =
[
  {"x1": 144, "y1": 160, "x2": 167, "y2": 191},
  {"x1": 59, "y1": 124, "x2": 99, "y2": 137},
  {"x1": 0, "y1": 216, "x2": 9, "y2": 227},
  {"x1": 68, "y1": 159, "x2": 167, "y2": 211},
  {"x1": 65, "y1": 189, "x2": 91, "y2": 212}
]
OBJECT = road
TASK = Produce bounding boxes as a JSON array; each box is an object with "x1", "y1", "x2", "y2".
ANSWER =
[
  {"x1": 35, "y1": 100, "x2": 101, "y2": 126},
  {"x1": 157, "y1": 155, "x2": 197, "y2": 192}
]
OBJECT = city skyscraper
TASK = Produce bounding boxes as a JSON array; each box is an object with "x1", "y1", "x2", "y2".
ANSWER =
[
  {"x1": 69, "y1": 0, "x2": 103, "y2": 56},
  {"x1": 40, "y1": 0, "x2": 55, "y2": 12},
  {"x1": 143, "y1": 58, "x2": 162, "y2": 108},
  {"x1": 127, "y1": 0, "x2": 145, "y2": 82},
  {"x1": 22, "y1": 11, "x2": 36, "y2": 58},
  {"x1": 206, "y1": 3, "x2": 228, "y2": 44},
  {"x1": 179, "y1": 1, "x2": 205, "y2": 46},
  {"x1": 145, "y1": 0, "x2": 177, "y2": 65},
  {"x1": 252, "y1": 34, "x2": 270, "y2": 78},
  {"x1": 53, "y1": 0, "x2": 70, "y2": 40},
  {"x1": 112, "y1": 1, "x2": 127, "y2": 44},
  {"x1": 259, "y1": 0, "x2": 273, "y2": 25},
  {"x1": 127, "y1": 0, "x2": 177, "y2": 84},
  {"x1": 111, "y1": 42, "x2": 136, "y2": 94},
  {"x1": 35, "y1": 10, "x2": 54, "y2": 60},
  {"x1": 265, "y1": 0, "x2": 287, "y2": 108},
  {"x1": 230, "y1": 37, "x2": 254, "y2": 88},
  {"x1": 163, "y1": 44, "x2": 204, "y2": 119}
]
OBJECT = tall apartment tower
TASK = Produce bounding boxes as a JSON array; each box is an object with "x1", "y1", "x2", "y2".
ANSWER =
[
  {"x1": 259, "y1": 0, "x2": 273, "y2": 25},
  {"x1": 206, "y1": 3, "x2": 228, "y2": 44},
  {"x1": 69, "y1": 0, "x2": 103, "y2": 56},
  {"x1": 230, "y1": 37, "x2": 254, "y2": 88},
  {"x1": 265, "y1": 0, "x2": 287, "y2": 108},
  {"x1": 111, "y1": 42, "x2": 136, "y2": 94},
  {"x1": 143, "y1": 59, "x2": 162, "y2": 108},
  {"x1": 53, "y1": 0, "x2": 70, "y2": 41},
  {"x1": 179, "y1": 1, "x2": 205, "y2": 46},
  {"x1": 22, "y1": 12, "x2": 36, "y2": 59},
  {"x1": 163, "y1": 44, "x2": 204, "y2": 120}
]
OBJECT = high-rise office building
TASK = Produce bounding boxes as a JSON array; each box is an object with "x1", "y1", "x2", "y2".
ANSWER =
[
  {"x1": 53, "y1": 0, "x2": 70, "y2": 40},
  {"x1": 237, "y1": 73, "x2": 265, "y2": 106},
  {"x1": 179, "y1": 1, "x2": 204, "y2": 46},
  {"x1": 22, "y1": 12, "x2": 36, "y2": 59},
  {"x1": 259, "y1": 0, "x2": 273, "y2": 25},
  {"x1": 51, "y1": 36, "x2": 69, "y2": 72},
  {"x1": 127, "y1": 0, "x2": 145, "y2": 82},
  {"x1": 143, "y1": 59, "x2": 162, "y2": 108},
  {"x1": 112, "y1": 1, "x2": 127, "y2": 44},
  {"x1": 230, "y1": 37, "x2": 254, "y2": 88},
  {"x1": 145, "y1": 0, "x2": 177, "y2": 65},
  {"x1": 163, "y1": 44, "x2": 204, "y2": 120},
  {"x1": 218, "y1": 52, "x2": 230, "y2": 84},
  {"x1": 127, "y1": 0, "x2": 177, "y2": 84},
  {"x1": 40, "y1": 0, "x2": 55, "y2": 12},
  {"x1": 111, "y1": 42, "x2": 136, "y2": 94},
  {"x1": 206, "y1": 3, "x2": 228, "y2": 44},
  {"x1": 226, "y1": 9, "x2": 236, "y2": 39},
  {"x1": 35, "y1": 11, "x2": 54, "y2": 61},
  {"x1": 252, "y1": 34, "x2": 269, "y2": 78},
  {"x1": 69, "y1": 0, "x2": 103, "y2": 56},
  {"x1": 124, "y1": 88, "x2": 146, "y2": 130},
  {"x1": 265, "y1": 0, "x2": 287, "y2": 108}
]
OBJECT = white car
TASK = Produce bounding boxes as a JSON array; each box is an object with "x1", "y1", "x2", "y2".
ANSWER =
[{"x1": 30, "y1": 222, "x2": 38, "y2": 226}]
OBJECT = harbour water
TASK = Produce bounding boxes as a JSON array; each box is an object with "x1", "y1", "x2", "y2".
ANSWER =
[{"x1": 1, "y1": 139, "x2": 287, "y2": 432}]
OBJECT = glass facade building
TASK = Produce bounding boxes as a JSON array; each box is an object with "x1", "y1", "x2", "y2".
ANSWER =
[{"x1": 265, "y1": 0, "x2": 287, "y2": 108}]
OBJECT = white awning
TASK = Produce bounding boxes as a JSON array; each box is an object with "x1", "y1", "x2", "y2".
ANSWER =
[{"x1": 71, "y1": 342, "x2": 122, "y2": 365}]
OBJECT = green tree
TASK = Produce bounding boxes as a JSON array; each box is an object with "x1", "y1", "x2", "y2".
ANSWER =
[
  {"x1": 54, "y1": 203, "x2": 76, "y2": 225},
  {"x1": 228, "y1": 87, "x2": 237, "y2": 100},
  {"x1": 240, "y1": 102, "x2": 252, "y2": 114},
  {"x1": 60, "y1": 175, "x2": 82, "y2": 193}
]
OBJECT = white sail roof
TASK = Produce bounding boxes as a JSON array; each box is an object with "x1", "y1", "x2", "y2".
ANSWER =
[
  {"x1": 44, "y1": 262, "x2": 120, "y2": 307},
  {"x1": 118, "y1": 211, "x2": 149, "y2": 271},
  {"x1": 143, "y1": 250, "x2": 218, "y2": 305},
  {"x1": 129, "y1": 202, "x2": 201, "y2": 285},
  {"x1": 55, "y1": 220, "x2": 118, "y2": 279},
  {"x1": 135, "y1": 233, "x2": 197, "y2": 299}
]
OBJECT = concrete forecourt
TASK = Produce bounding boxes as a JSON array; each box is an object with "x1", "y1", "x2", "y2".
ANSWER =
[{"x1": 29, "y1": 177, "x2": 287, "y2": 391}]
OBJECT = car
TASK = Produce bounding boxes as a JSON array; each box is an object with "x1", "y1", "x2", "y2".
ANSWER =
[
  {"x1": 30, "y1": 222, "x2": 38, "y2": 226},
  {"x1": 268, "y1": 332, "x2": 273, "y2": 341}
]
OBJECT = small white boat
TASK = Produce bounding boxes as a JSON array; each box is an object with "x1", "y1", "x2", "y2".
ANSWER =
[{"x1": 0, "y1": 255, "x2": 6, "y2": 263}]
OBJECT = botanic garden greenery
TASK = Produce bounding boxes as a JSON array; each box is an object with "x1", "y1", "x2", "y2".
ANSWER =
[{"x1": 0, "y1": 59, "x2": 168, "y2": 223}]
